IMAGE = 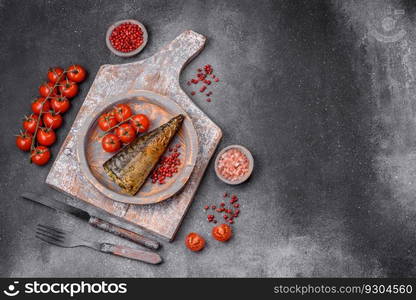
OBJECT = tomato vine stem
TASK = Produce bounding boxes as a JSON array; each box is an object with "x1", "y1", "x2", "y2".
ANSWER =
[
  {"x1": 98, "y1": 116, "x2": 134, "y2": 138},
  {"x1": 29, "y1": 71, "x2": 67, "y2": 162}
]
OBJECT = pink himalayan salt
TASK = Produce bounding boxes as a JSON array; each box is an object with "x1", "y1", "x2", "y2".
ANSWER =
[{"x1": 217, "y1": 148, "x2": 249, "y2": 181}]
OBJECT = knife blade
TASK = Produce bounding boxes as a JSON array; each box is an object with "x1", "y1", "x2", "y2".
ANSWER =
[{"x1": 21, "y1": 192, "x2": 160, "y2": 250}]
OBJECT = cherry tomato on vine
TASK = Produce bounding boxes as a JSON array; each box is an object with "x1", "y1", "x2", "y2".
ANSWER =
[
  {"x1": 47, "y1": 67, "x2": 64, "y2": 83},
  {"x1": 16, "y1": 132, "x2": 33, "y2": 152},
  {"x1": 115, "y1": 123, "x2": 136, "y2": 144},
  {"x1": 185, "y1": 233, "x2": 206, "y2": 252},
  {"x1": 23, "y1": 114, "x2": 42, "y2": 134},
  {"x1": 50, "y1": 96, "x2": 70, "y2": 114},
  {"x1": 39, "y1": 81, "x2": 57, "y2": 97},
  {"x1": 31, "y1": 146, "x2": 51, "y2": 166},
  {"x1": 98, "y1": 112, "x2": 118, "y2": 131},
  {"x1": 59, "y1": 79, "x2": 78, "y2": 98},
  {"x1": 31, "y1": 97, "x2": 51, "y2": 114},
  {"x1": 129, "y1": 114, "x2": 150, "y2": 133},
  {"x1": 101, "y1": 133, "x2": 121, "y2": 152},
  {"x1": 114, "y1": 104, "x2": 132, "y2": 122},
  {"x1": 43, "y1": 111, "x2": 63, "y2": 129},
  {"x1": 66, "y1": 65, "x2": 87, "y2": 83},
  {"x1": 37, "y1": 127, "x2": 56, "y2": 146}
]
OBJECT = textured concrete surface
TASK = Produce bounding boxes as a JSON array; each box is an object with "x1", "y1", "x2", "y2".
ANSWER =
[{"x1": 1, "y1": 0, "x2": 416, "y2": 277}]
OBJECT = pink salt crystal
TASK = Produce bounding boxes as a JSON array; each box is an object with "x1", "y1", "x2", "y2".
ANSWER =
[{"x1": 217, "y1": 148, "x2": 249, "y2": 181}]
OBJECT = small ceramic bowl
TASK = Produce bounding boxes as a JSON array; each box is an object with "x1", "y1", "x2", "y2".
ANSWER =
[
  {"x1": 214, "y1": 145, "x2": 254, "y2": 185},
  {"x1": 105, "y1": 19, "x2": 148, "y2": 58}
]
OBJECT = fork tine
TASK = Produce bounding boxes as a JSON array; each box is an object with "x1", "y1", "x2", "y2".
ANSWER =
[
  {"x1": 37, "y1": 224, "x2": 65, "y2": 235},
  {"x1": 35, "y1": 234, "x2": 64, "y2": 247},
  {"x1": 35, "y1": 229, "x2": 63, "y2": 242},
  {"x1": 36, "y1": 226, "x2": 64, "y2": 238}
]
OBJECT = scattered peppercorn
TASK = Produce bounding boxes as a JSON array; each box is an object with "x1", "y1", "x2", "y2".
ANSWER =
[
  {"x1": 151, "y1": 143, "x2": 181, "y2": 184},
  {"x1": 187, "y1": 64, "x2": 220, "y2": 102},
  {"x1": 199, "y1": 85, "x2": 207, "y2": 93},
  {"x1": 203, "y1": 193, "x2": 242, "y2": 226}
]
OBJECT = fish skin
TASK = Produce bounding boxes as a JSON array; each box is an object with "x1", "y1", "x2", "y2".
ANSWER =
[{"x1": 103, "y1": 114, "x2": 185, "y2": 196}]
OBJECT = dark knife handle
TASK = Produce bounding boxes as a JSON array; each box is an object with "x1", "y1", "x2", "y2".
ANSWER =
[
  {"x1": 88, "y1": 216, "x2": 160, "y2": 250},
  {"x1": 100, "y1": 243, "x2": 162, "y2": 264}
]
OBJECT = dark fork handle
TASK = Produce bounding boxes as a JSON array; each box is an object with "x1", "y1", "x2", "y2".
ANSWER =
[
  {"x1": 88, "y1": 216, "x2": 160, "y2": 250},
  {"x1": 100, "y1": 243, "x2": 162, "y2": 264}
]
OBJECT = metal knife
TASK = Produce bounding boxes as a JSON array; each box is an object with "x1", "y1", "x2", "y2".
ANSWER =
[{"x1": 22, "y1": 192, "x2": 160, "y2": 250}]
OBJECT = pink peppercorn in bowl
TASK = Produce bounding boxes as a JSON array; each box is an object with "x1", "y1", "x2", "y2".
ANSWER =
[
  {"x1": 215, "y1": 145, "x2": 254, "y2": 185},
  {"x1": 105, "y1": 19, "x2": 148, "y2": 58}
]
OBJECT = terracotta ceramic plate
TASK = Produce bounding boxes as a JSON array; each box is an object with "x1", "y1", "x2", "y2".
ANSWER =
[{"x1": 77, "y1": 90, "x2": 198, "y2": 205}]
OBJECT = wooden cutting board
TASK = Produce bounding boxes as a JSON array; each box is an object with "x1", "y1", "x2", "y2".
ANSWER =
[{"x1": 46, "y1": 30, "x2": 222, "y2": 241}]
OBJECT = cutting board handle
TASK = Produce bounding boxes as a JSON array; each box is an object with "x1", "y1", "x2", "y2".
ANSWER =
[
  {"x1": 132, "y1": 30, "x2": 206, "y2": 93},
  {"x1": 155, "y1": 30, "x2": 206, "y2": 75}
]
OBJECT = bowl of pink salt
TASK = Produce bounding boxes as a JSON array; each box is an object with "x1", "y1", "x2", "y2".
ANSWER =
[{"x1": 215, "y1": 145, "x2": 254, "y2": 185}]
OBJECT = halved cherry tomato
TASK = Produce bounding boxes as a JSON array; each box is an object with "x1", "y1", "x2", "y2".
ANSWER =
[
  {"x1": 16, "y1": 132, "x2": 33, "y2": 152},
  {"x1": 59, "y1": 79, "x2": 78, "y2": 98},
  {"x1": 129, "y1": 114, "x2": 150, "y2": 133},
  {"x1": 115, "y1": 123, "x2": 136, "y2": 144},
  {"x1": 31, "y1": 97, "x2": 51, "y2": 114},
  {"x1": 114, "y1": 104, "x2": 132, "y2": 122},
  {"x1": 39, "y1": 81, "x2": 57, "y2": 97},
  {"x1": 67, "y1": 65, "x2": 87, "y2": 83},
  {"x1": 31, "y1": 146, "x2": 51, "y2": 165},
  {"x1": 101, "y1": 133, "x2": 121, "y2": 152},
  {"x1": 43, "y1": 111, "x2": 63, "y2": 129},
  {"x1": 23, "y1": 114, "x2": 42, "y2": 134},
  {"x1": 212, "y1": 224, "x2": 232, "y2": 242},
  {"x1": 98, "y1": 112, "x2": 118, "y2": 131},
  {"x1": 37, "y1": 127, "x2": 56, "y2": 146},
  {"x1": 50, "y1": 96, "x2": 70, "y2": 114},
  {"x1": 47, "y1": 67, "x2": 64, "y2": 83},
  {"x1": 185, "y1": 233, "x2": 206, "y2": 251}
]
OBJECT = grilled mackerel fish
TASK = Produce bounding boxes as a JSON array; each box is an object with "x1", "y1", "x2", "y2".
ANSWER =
[{"x1": 103, "y1": 114, "x2": 185, "y2": 196}]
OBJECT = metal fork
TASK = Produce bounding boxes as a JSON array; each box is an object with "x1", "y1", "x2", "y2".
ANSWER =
[{"x1": 35, "y1": 224, "x2": 162, "y2": 264}]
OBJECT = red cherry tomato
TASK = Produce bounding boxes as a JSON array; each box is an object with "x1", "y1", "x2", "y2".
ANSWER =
[
  {"x1": 129, "y1": 114, "x2": 150, "y2": 133},
  {"x1": 185, "y1": 233, "x2": 206, "y2": 251},
  {"x1": 43, "y1": 111, "x2": 63, "y2": 129},
  {"x1": 212, "y1": 224, "x2": 232, "y2": 242},
  {"x1": 16, "y1": 132, "x2": 33, "y2": 152},
  {"x1": 98, "y1": 112, "x2": 118, "y2": 131},
  {"x1": 66, "y1": 65, "x2": 87, "y2": 83},
  {"x1": 50, "y1": 96, "x2": 70, "y2": 114},
  {"x1": 115, "y1": 123, "x2": 136, "y2": 144},
  {"x1": 31, "y1": 97, "x2": 51, "y2": 114},
  {"x1": 101, "y1": 133, "x2": 121, "y2": 152},
  {"x1": 31, "y1": 146, "x2": 51, "y2": 165},
  {"x1": 47, "y1": 67, "x2": 64, "y2": 83},
  {"x1": 23, "y1": 114, "x2": 42, "y2": 134},
  {"x1": 39, "y1": 81, "x2": 57, "y2": 97},
  {"x1": 37, "y1": 127, "x2": 56, "y2": 146},
  {"x1": 59, "y1": 79, "x2": 78, "y2": 98},
  {"x1": 114, "y1": 104, "x2": 132, "y2": 122}
]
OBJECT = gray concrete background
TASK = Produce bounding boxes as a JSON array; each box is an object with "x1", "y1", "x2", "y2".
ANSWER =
[{"x1": 1, "y1": 0, "x2": 416, "y2": 277}]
